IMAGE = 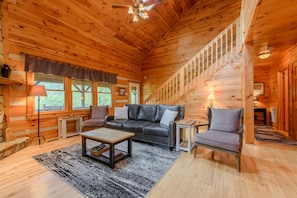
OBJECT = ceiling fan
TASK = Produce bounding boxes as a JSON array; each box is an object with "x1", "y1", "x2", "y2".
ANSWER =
[{"x1": 112, "y1": 0, "x2": 162, "y2": 23}]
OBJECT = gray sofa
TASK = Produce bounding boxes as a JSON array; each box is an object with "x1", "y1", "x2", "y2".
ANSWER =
[{"x1": 106, "y1": 104, "x2": 185, "y2": 150}]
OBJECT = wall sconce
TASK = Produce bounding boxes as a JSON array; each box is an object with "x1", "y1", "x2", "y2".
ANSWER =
[
  {"x1": 207, "y1": 93, "x2": 215, "y2": 108},
  {"x1": 258, "y1": 51, "x2": 271, "y2": 59}
]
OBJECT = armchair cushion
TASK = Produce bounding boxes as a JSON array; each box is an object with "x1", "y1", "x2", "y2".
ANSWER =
[
  {"x1": 91, "y1": 105, "x2": 108, "y2": 119},
  {"x1": 194, "y1": 129, "x2": 240, "y2": 152},
  {"x1": 83, "y1": 118, "x2": 106, "y2": 127},
  {"x1": 209, "y1": 108, "x2": 241, "y2": 132}
]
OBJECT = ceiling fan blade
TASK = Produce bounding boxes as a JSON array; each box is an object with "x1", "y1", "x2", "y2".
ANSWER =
[
  {"x1": 143, "y1": 0, "x2": 162, "y2": 5},
  {"x1": 144, "y1": 4, "x2": 155, "y2": 11},
  {"x1": 112, "y1": 4, "x2": 131, "y2": 8}
]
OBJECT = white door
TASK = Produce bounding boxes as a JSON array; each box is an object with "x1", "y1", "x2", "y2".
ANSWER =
[{"x1": 129, "y1": 82, "x2": 140, "y2": 104}]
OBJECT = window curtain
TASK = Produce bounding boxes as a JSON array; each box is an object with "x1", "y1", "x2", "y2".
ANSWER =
[{"x1": 24, "y1": 54, "x2": 117, "y2": 84}]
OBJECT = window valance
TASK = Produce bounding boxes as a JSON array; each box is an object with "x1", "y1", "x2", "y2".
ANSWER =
[{"x1": 24, "y1": 54, "x2": 117, "y2": 84}]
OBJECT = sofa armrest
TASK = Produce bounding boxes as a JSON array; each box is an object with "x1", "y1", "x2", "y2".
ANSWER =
[{"x1": 168, "y1": 121, "x2": 176, "y2": 148}]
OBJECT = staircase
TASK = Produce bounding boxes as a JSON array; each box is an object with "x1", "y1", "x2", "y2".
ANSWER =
[{"x1": 144, "y1": 18, "x2": 242, "y2": 105}]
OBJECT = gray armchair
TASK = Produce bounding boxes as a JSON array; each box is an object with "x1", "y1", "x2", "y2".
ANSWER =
[
  {"x1": 193, "y1": 107, "x2": 244, "y2": 172},
  {"x1": 83, "y1": 105, "x2": 109, "y2": 129}
]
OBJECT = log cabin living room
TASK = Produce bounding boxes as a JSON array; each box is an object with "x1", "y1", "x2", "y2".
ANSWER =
[{"x1": 1, "y1": 0, "x2": 297, "y2": 197}]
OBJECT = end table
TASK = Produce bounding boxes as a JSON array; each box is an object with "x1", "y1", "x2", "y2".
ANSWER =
[{"x1": 176, "y1": 119, "x2": 196, "y2": 154}]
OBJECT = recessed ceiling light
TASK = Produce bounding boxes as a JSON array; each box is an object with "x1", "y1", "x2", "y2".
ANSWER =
[{"x1": 258, "y1": 51, "x2": 271, "y2": 59}]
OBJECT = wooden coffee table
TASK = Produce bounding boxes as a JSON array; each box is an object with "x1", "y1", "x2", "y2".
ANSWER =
[{"x1": 81, "y1": 128, "x2": 135, "y2": 168}]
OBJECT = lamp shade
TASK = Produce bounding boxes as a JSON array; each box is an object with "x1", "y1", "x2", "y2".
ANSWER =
[
  {"x1": 29, "y1": 85, "x2": 47, "y2": 97},
  {"x1": 207, "y1": 93, "x2": 215, "y2": 101}
]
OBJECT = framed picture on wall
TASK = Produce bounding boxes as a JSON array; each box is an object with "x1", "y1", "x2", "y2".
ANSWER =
[
  {"x1": 254, "y1": 82, "x2": 264, "y2": 95},
  {"x1": 118, "y1": 87, "x2": 126, "y2": 96}
]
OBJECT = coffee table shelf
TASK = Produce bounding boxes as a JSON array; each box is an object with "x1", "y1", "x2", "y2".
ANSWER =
[
  {"x1": 85, "y1": 149, "x2": 129, "y2": 166},
  {"x1": 81, "y1": 128, "x2": 135, "y2": 168}
]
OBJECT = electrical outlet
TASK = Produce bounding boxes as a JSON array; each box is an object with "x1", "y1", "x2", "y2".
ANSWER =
[{"x1": 25, "y1": 129, "x2": 30, "y2": 135}]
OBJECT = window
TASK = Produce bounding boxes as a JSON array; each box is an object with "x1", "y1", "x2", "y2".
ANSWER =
[
  {"x1": 97, "y1": 82, "x2": 112, "y2": 106},
  {"x1": 72, "y1": 78, "x2": 92, "y2": 109},
  {"x1": 34, "y1": 73, "x2": 65, "y2": 111}
]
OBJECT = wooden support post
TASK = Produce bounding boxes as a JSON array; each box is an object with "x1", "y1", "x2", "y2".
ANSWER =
[{"x1": 242, "y1": 43, "x2": 255, "y2": 143}]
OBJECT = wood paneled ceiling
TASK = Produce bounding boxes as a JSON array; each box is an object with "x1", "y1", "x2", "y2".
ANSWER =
[
  {"x1": 3, "y1": 0, "x2": 196, "y2": 68},
  {"x1": 251, "y1": 0, "x2": 297, "y2": 66},
  {"x1": 3, "y1": 0, "x2": 296, "y2": 76}
]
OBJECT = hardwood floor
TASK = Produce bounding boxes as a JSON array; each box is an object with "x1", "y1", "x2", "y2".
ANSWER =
[{"x1": 1, "y1": 135, "x2": 297, "y2": 198}]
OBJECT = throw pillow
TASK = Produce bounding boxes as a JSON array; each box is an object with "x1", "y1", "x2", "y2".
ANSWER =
[
  {"x1": 114, "y1": 107, "x2": 128, "y2": 120},
  {"x1": 160, "y1": 109, "x2": 178, "y2": 126},
  {"x1": 155, "y1": 105, "x2": 180, "y2": 122}
]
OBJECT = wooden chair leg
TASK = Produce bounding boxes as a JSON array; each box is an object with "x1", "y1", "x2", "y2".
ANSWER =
[
  {"x1": 194, "y1": 145, "x2": 197, "y2": 157},
  {"x1": 236, "y1": 155, "x2": 241, "y2": 172}
]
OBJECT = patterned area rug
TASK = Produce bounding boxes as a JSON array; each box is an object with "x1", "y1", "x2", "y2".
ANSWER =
[
  {"x1": 33, "y1": 140, "x2": 180, "y2": 198},
  {"x1": 254, "y1": 126, "x2": 297, "y2": 146}
]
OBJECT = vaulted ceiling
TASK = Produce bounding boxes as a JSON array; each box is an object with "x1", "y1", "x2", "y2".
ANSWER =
[
  {"x1": 3, "y1": 0, "x2": 297, "y2": 79},
  {"x1": 3, "y1": 0, "x2": 197, "y2": 68}
]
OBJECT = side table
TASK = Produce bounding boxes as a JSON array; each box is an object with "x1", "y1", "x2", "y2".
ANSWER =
[
  {"x1": 176, "y1": 119, "x2": 196, "y2": 154},
  {"x1": 58, "y1": 115, "x2": 83, "y2": 138}
]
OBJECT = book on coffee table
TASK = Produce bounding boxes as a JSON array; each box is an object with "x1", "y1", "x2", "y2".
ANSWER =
[
  {"x1": 90, "y1": 144, "x2": 109, "y2": 157},
  {"x1": 101, "y1": 149, "x2": 123, "y2": 159}
]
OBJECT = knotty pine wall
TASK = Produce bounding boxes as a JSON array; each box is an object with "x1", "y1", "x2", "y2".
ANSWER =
[{"x1": 174, "y1": 57, "x2": 243, "y2": 124}]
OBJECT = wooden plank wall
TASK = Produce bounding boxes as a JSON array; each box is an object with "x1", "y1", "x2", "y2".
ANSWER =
[{"x1": 175, "y1": 58, "x2": 243, "y2": 124}]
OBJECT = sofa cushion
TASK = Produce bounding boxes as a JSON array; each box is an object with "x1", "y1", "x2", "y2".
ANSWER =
[
  {"x1": 194, "y1": 129, "x2": 240, "y2": 152},
  {"x1": 142, "y1": 123, "x2": 169, "y2": 137},
  {"x1": 155, "y1": 105, "x2": 180, "y2": 122},
  {"x1": 114, "y1": 107, "x2": 128, "y2": 120},
  {"x1": 137, "y1": 105, "x2": 157, "y2": 122},
  {"x1": 122, "y1": 120, "x2": 151, "y2": 133},
  {"x1": 160, "y1": 109, "x2": 178, "y2": 126},
  {"x1": 106, "y1": 120, "x2": 127, "y2": 129},
  {"x1": 209, "y1": 108, "x2": 241, "y2": 132},
  {"x1": 125, "y1": 104, "x2": 140, "y2": 120}
]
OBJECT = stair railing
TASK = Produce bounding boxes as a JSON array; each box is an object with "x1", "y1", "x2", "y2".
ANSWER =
[{"x1": 145, "y1": 18, "x2": 241, "y2": 105}]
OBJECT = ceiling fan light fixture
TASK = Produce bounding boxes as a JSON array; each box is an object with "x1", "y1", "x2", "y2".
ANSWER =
[
  {"x1": 139, "y1": 11, "x2": 149, "y2": 19},
  {"x1": 258, "y1": 51, "x2": 271, "y2": 59},
  {"x1": 128, "y1": 6, "x2": 134, "y2": 15},
  {"x1": 132, "y1": 15, "x2": 139, "y2": 23},
  {"x1": 139, "y1": 4, "x2": 144, "y2": 12},
  {"x1": 112, "y1": 0, "x2": 161, "y2": 23}
]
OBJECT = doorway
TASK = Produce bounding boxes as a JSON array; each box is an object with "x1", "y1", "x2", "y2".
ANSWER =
[
  {"x1": 129, "y1": 82, "x2": 140, "y2": 104},
  {"x1": 277, "y1": 68, "x2": 289, "y2": 132}
]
